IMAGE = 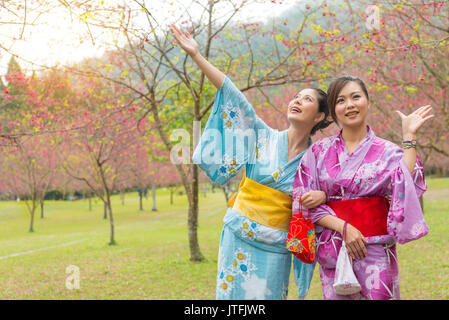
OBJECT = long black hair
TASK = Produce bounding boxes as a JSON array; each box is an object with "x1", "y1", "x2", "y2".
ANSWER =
[{"x1": 310, "y1": 87, "x2": 332, "y2": 135}]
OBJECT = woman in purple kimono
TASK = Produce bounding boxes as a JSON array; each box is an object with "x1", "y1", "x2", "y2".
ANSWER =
[{"x1": 287, "y1": 76, "x2": 434, "y2": 300}]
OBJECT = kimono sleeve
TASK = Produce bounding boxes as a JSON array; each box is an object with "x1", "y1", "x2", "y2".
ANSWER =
[
  {"x1": 291, "y1": 146, "x2": 335, "y2": 232},
  {"x1": 192, "y1": 77, "x2": 272, "y2": 185},
  {"x1": 387, "y1": 153, "x2": 429, "y2": 244},
  {"x1": 411, "y1": 155, "x2": 427, "y2": 198}
]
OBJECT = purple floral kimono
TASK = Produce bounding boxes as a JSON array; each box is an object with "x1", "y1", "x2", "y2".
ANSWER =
[{"x1": 292, "y1": 126, "x2": 428, "y2": 300}]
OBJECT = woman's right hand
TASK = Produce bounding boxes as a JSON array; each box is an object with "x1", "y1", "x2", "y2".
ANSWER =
[
  {"x1": 301, "y1": 190, "x2": 326, "y2": 209},
  {"x1": 343, "y1": 223, "x2": 368, "y2": 260},
  {"x1": 168, "y1": 24, "x2": 199, "y2": 58}
]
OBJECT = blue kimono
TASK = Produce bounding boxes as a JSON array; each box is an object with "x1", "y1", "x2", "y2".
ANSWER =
[{"x1": 192, "y1": 77, "x2": 315, "y2": 299}]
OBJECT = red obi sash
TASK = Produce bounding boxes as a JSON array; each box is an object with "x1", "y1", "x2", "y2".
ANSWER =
[{"x1": 328, "y1": 196, "x2": 390, "y2": 237}]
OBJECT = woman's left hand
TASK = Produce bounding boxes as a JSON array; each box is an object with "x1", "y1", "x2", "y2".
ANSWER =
[
  {"x1": 302, "y1": 191, "x2": 326, "y2": 209},
  {"x1": 169, "y1": 24, "x2": 199, "y2": 58},
  {"x1": 395, "y1": 105, "x2": 434, "y2": 139}
]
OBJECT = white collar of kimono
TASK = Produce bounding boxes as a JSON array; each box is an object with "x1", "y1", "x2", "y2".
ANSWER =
[{"x1": 337, "y1": 125, "x2": 375, "y2": 144}]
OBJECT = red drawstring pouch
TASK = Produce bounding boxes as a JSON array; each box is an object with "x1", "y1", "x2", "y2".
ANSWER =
[{"x1": 285, "y1": 195, "x2": 316, "y2": 264}]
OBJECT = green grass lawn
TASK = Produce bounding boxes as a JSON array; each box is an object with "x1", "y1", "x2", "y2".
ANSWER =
[
  {"x1": 426, "y1": 177, "x2": 449, "y2": 190},
  {"x1": 0, "y1": 183, "x2": 447, "y2": 300}
]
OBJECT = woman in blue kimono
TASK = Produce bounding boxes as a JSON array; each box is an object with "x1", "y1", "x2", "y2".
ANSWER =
[{"x1": 169, "y1": 24, "x2": 331, "y2": 299}]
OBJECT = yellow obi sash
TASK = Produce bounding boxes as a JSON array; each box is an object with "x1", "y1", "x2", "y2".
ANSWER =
[{"x1": 227, "y1": 174, "x2": 292, "y2": 232}]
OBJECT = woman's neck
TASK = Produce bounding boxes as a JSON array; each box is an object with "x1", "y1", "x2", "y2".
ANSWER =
[
  {"x1": 341, "y1": 123, "x2": 368, "y2": 154},
  {"x1": 287, "y1": 126, "x2": 310, "y2": 159}
]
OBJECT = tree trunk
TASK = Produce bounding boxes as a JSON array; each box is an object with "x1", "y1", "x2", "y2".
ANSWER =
[
  {"x1": 187, "y1": 165, "x2": 204, "y2": 261},
  {"x1": 40, "y1": 200, "x2": 44, "y2": 219},
  {"x1": 170, "y1": 188, "x2": 174, "y2": 205},
  {"x1": 152, "y1": 184, "x2": 157, "y2": 211},
  {"x1": 103, "y1": 201, "x2": 107, "y2": 219},
  {"x1": 106, "y1": 197, "x2": 116, "y2": 245},
  {"x1": 29, "y1": 204, "x2": 36, "y2": 233},
  {"x1": 221, "y1": 182, "x2": 232, "y2": 203},
  {"x1": 121, "y1": 190, "x2": 125, "y2": 205},
  {"x1": 148, "y1": 100, "x2": 202, "y2": 261},
  {"x1": 88, "y1": 196, "x2": 92, "y2": 211},
  {"x1": 139, "y1": 190, "x2": 143, "y2": 211}
]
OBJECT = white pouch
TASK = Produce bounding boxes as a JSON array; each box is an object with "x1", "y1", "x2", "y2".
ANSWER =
[{"x1": 333, "y1": 241, "x2": 361, "y2": 295}]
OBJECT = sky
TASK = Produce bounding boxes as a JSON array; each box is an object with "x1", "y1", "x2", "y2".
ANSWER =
[{"x1": 0, "y1": 0, "x2": 302, "y2": 75}]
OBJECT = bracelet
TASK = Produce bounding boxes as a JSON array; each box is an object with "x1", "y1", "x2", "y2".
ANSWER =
[{"x1": 402, "y1": 139, "x2": 417, "y2": 149}]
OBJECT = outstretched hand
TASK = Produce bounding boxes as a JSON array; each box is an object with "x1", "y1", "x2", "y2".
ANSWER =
[
  {"x1": 168, "y1": 23, "x2": 224, "y2": 89},
  {"x1": 395, "y1": 105, "x2": 434, "y2": 139},
  {"x1": 168, "y1": 24, "x2": 199, "y2": 58}
]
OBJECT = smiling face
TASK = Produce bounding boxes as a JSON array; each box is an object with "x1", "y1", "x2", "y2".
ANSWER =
[
  {"x1": 287, "y1": 88, "x2": 324, "y2": 128},
  {"x1": 332, "y1": 81, "x2": 370, "y2": 129}
]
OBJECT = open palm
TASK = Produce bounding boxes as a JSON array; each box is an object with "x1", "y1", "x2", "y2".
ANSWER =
[
  {"x1": 168, "y1": 24, "x2": 199, "y2": 57},
  {"x1": 396, "y1": 105, "x2": 434, "y2": 136}
]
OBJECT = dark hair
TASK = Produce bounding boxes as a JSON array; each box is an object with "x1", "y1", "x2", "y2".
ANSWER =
[
  {"x1": 310, "y1": 87, "x2": 332, "y2": 135},
  {"x1": 326, "y1": 76, "x2": 369, "y2": 123}
]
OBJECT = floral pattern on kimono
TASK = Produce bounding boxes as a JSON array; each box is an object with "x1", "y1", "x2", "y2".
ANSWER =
[{"x1": 291, "y1": 126, "x2": 428, "y2": 300}]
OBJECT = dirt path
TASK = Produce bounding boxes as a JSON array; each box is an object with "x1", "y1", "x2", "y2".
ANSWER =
[{"x1": 0, "y1": 238, "x2": 88, "y2": 260}]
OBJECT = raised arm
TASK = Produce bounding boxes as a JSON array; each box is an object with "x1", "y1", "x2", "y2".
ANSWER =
[
  {"x1": 169, "y1": 24, "x2": 225, "y2": 89},
  {"x1": 396, "y1": 105, "x2": 433, "y2": 174}
]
